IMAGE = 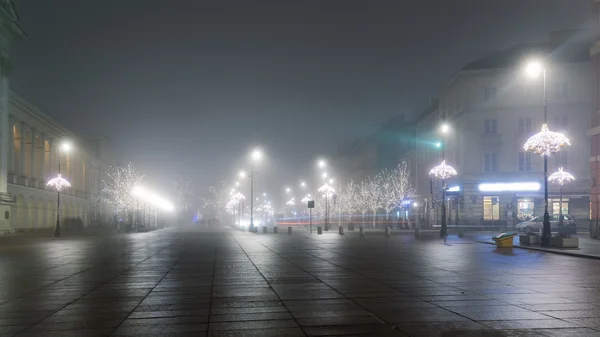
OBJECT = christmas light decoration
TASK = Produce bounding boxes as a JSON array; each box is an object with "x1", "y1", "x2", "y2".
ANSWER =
[
  {"x1": 102, "y1": 163, "x2": 145, "y2": 214},
  {"x1": 428, "y1": 160, "x2": 457, "y2": 180},
  {"x1": 549, "y1": 167, "x2": 575, "y2": 186},
  {"x1": 47, "y1": 174, "x2": 71, "y2": 191},
  {"x1": 523, "y1": 124, "x2": 570, "y2": 157},
  {"x1": 318, "y1": 183, "x2": 335, "y2": 199},
  {"x1": 301, "y1": 196, "x2": 311, "y2": 204},
  {"x1": 286, "y1": 199, "x2": 295, "y2": 206}
]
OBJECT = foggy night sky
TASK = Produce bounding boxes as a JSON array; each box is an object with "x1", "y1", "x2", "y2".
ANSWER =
[{"x1": 9, "y1": 0, "x2": 592, "y2": 201}]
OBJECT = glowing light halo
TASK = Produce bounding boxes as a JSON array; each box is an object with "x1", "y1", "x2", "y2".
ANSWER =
[
  {"x1": 523, "y1": 124, "x2": 570, "y2": 157},
  {"x1": 47, "y1": 174, "x2": 71, "y2": 191},
  {"x1": 549, "y1": 167, "x2": 575, "y2": 186},
  {"x1": 428, "y1": 160, "x2": 457, "y2": 180}
]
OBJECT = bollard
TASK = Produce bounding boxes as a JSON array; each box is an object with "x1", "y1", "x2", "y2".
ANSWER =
[
  {"x1": 263, "y1": 226, "x2": 267, "y2": 233},
  {"x1": 414, "y1": 227, "x2": 420, "y2": 237},
  {"x1": 317, "y1": 226, "x2": 323, "y2": 234},
  {"x1": 385, "y1": 226, "x2": 391, "y2": 238},
  {"x1": 359, "y1": 226, "x2": 365, "y2": 236},
  {"x1": 274, "y1": 226, "x2": 278, "y2": 233},
  {"x1": 339, "y1": 226, "x2": 344, "y2": 235},
  {"x1": 288, "y1": 226, "x2": 292, "y2": 234}
]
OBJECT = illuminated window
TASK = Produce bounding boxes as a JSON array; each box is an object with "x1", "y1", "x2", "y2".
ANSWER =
[
  {"x1": 483, "y1": 196, "x2": 500, "y2": 220},
  {"x1": 550, "y1": 198, "x2": 569, "y2": 215},
  {"x1": 517, "y1": 198, "x2": 534, "y2": 221}
]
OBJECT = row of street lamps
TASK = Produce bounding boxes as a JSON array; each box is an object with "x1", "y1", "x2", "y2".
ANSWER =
[{"x1": 428, "y1": 58, "x2": 571, "y2": 246}]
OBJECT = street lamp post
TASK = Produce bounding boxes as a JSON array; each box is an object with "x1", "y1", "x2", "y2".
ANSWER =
[
  {"x1": 549, "y1": 167, "x2": 575, "y2": 234},
  {"x1": 249, "y1": 149, "x2": 262, "y2": 232},
  {"x1": 523, "y1": 61, "x2": 571, "y2": 246},
  {"x1": 47, "y1": 142, "x2": 72, "y2": 237},
  {"x1": 429, "y1": 160, "x2": 457, "y2": 242}
]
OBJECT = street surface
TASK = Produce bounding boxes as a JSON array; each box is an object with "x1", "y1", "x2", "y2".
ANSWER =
[{"x1": 1, "y1": 227, "x2": 600, "y2": 336}]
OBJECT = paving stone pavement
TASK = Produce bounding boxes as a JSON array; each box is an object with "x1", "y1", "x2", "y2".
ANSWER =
[{"x1": 1, "y1": 227, "x2": 600, "y2": 336}]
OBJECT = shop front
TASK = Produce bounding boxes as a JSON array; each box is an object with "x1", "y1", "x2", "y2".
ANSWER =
[{"x1": 455, "y1": 180, "x2": 590, "y2": 229}]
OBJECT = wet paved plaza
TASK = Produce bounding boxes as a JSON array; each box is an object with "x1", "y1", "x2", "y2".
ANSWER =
[{"x1": 1, "y1": 227, "x2": 600, "y2": 336}]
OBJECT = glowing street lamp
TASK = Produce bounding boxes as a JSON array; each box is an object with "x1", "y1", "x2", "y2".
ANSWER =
[
  {"x1": 440, "y1": 123, "x2": 450, "y2": 134},
  {"x1": 522, "y1": 59, "x2": 571, "y2": 246},
  {"x1": 549, "y1": 167, "x2": 575, "y2": 230},
  {"x1": 429, "y1": 160, "x2": 457, "y2": 239},
  {"x1": 47, "y1": 141, "x2": 72, "y2": 237},
  {"x1": 247, "y1": 148, "x2": 262, "y2": 231},
  {"x1": 318, "y1": 159, "x2": 326, "y2": 169}
]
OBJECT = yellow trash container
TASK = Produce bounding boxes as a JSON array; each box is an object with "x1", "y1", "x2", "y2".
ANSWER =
[{"x1": 492, "y1": 232, "x2": 517, "y2": 248}]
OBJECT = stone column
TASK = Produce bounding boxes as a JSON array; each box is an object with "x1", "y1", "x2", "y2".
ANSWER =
[
  {"x1": 39, "y1": 133, "x2": 45, "y2": 182},
  {"x1": 0, "y1": 52, "x2": 13, "y2": 232},
  {"x1": 7, "y1": 115, "x2": 14, "y2": 174},
  {"x1": 18, "y1": 121, "x2": 25, "y2": 177},
  {"x1": 29, "y1": 127, "x2": 36, "y2": 182}
]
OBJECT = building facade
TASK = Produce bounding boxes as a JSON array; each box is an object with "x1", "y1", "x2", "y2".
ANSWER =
[
  {"x1": 7, "y1": 93, "x2": 117, "y2": 232},
  {"x1": 411, "y1": 36, "x2": 593, "y2": 228},
  {"x1": 0, "y1": 2, "x2": 117, "y2": 234},
  {"x1": 590, "y1": 1, "x2": 600, "y2": 234}
]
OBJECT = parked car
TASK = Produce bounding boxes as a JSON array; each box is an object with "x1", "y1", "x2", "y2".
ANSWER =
[{"x1": 516, "y1": 214, "x2": 577, "y2": 233}]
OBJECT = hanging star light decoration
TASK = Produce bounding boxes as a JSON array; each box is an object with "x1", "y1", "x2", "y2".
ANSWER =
[
  {"x1": 428, "y1": 160, "x2": 457, "y2": 180},
  {"x1": 523, "y1": 124, "x2": 570, "y2": 157},
  {"x1": 548, "y1": 167, "x2": 575, "y2": 186},
  {"x1": 318, "y1": 183, "x2": 336, "y2": 199},
  {"x1": 47, "y1": 174, "x2": 71, "y2": 191},
  {"x1": 231, "y1": 192, "x2": 246, "y2": 203}
]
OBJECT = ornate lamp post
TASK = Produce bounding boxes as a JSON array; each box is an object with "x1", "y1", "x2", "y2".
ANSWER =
[
  {"x1": 232, "y1": 192, "x2": 245, "y2": 225},
  {"x1": 523, "y1": 60, "x2": 571, "y2": 246},
  {"x1": 47, "y1": 142, "x2": 72, "y2": 237},
  {"x1": 549, "y1": 167, "x2": 575, "y2": 231},
  {"x1": 429, "y1": 160, "x2": 457, "y2": 240},
  {"x1": 286, "y1": 198, "x2": 295, "y2": 217},
  {"x1": 240, "y1": 149, "x2": 262, "y2": 231},
  {"x1": 318, "y1": 183, "x2": 335, "y2": 230}
]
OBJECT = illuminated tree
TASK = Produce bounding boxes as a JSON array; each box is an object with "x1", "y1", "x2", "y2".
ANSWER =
[
  {"x1": 203, "y1": 181, "x2": 230, "y2": 219},
  {"x1": 382, "y1": 162, "x2": 416, "y2": 219},
  {"x1": 337, "y1": 180, "x2": 357, "y2": 223},
  {"x1": 102, "y1": 163, "x2": 145, "y2": 218},
  {"x1": 361, "y1": 176, "x2": 383, "y2": 228}
]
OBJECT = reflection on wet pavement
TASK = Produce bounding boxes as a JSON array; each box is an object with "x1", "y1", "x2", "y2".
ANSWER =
[{"x1": 0, "y1": 227, "x2": 599, "y2": 336}]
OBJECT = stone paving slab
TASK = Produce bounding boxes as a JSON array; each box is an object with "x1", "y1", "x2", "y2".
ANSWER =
[{"x1": 0, "y1": 227, "x2": 599, "y2": 336}]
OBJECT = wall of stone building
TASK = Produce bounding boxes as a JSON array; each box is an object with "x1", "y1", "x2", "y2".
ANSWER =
[{"x1": 3, "y1": 95, "x2": 117, "y2": 229}]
